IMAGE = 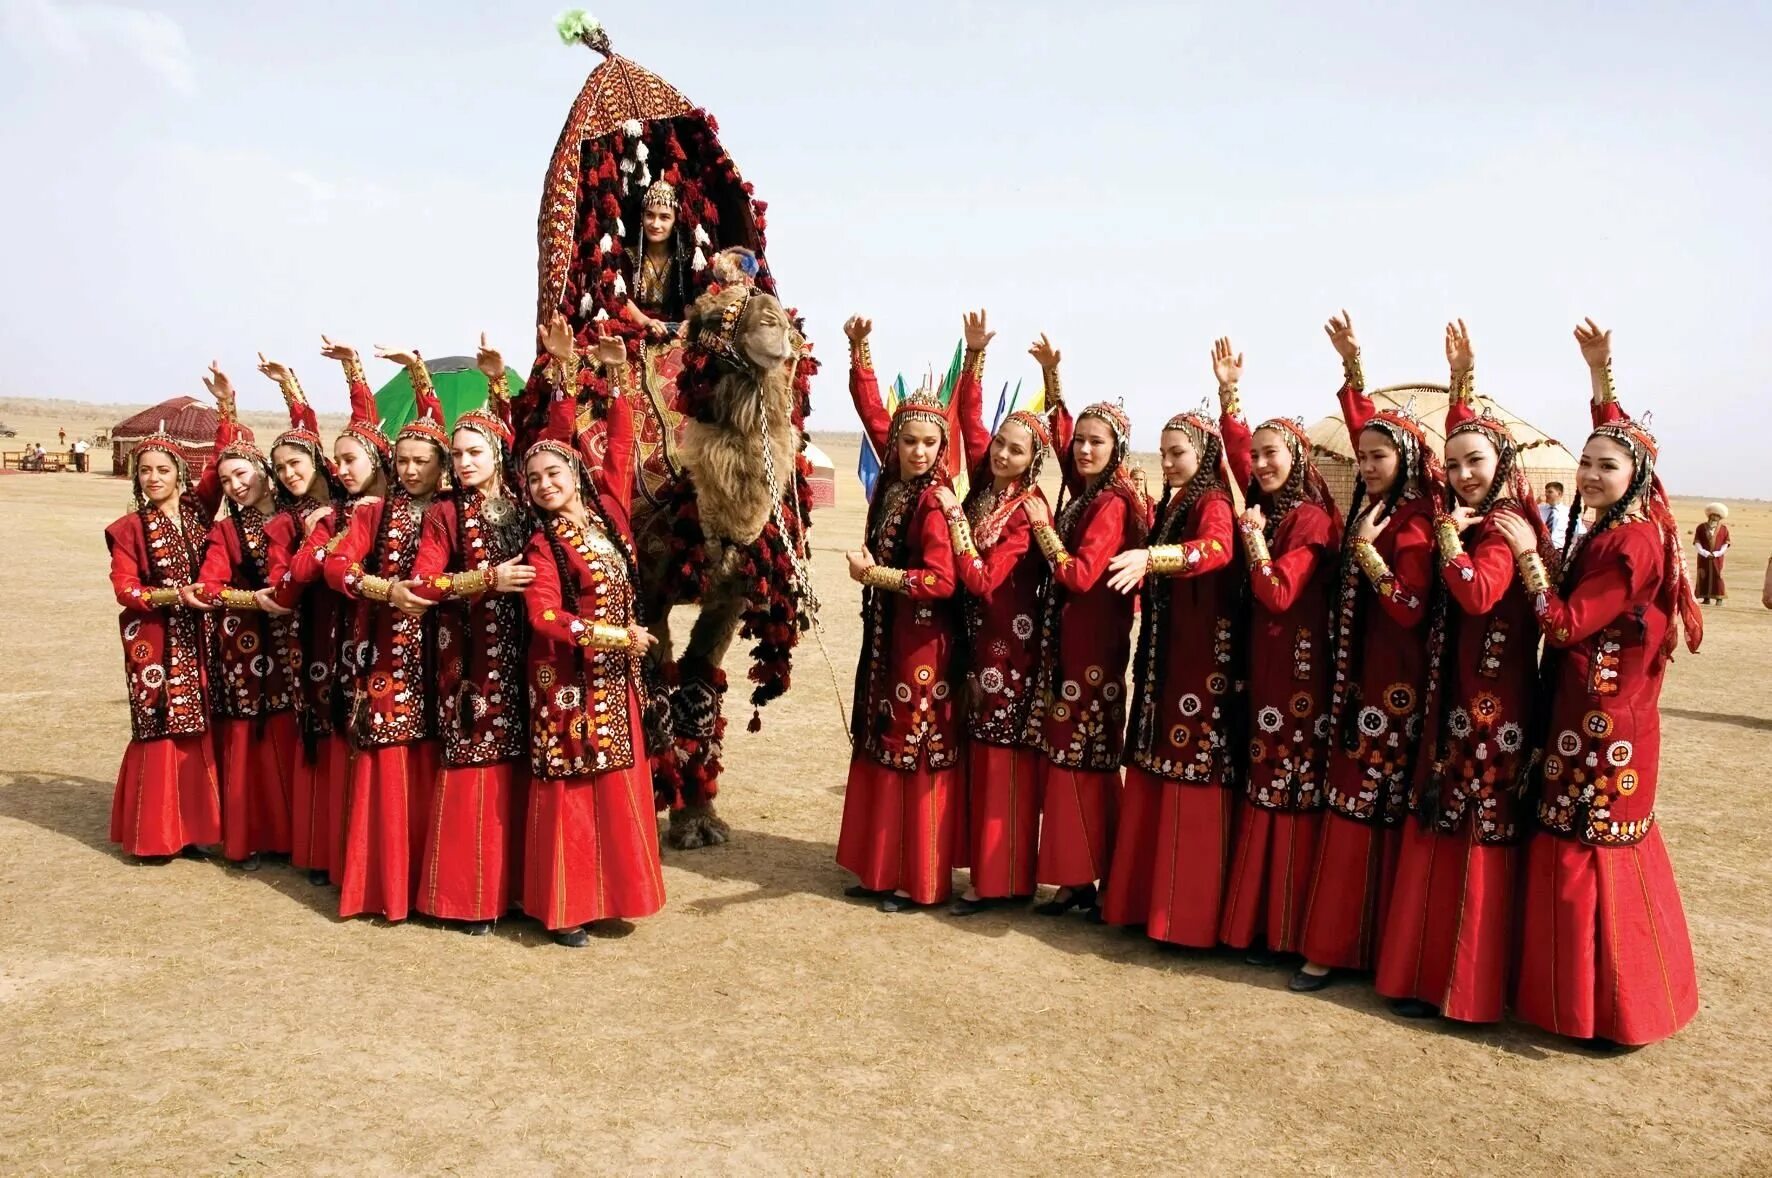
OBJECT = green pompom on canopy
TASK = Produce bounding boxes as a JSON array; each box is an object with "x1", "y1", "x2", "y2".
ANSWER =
[{"x1": 555, "y1": 9, "x2": 606, "y2": 50}]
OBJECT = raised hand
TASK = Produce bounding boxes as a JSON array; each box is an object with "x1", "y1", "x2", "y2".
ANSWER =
[
  {"x1": 592, "y1": 326, "x2": 627, "y2": 369},
  {"x1": 1021, "y1": 496, "x2": 1052, "y2": 527},
  {"x1": 202, "y1": 362, "x2": 236, "y2": 418},
  {"x1": 302, "y1": 505, "x2": 331, "y2": 535},
  {"x1": 374, "y1": 345, "x2": 420, "y2": 369},
  {"x1": 933, "y1": 485, "x2": 960, "y2": 512},
  {"x1": 963, "y1": 309, "x2": 995, "y2": 352},
  {"x1": 319, "y1": 335, "x2": 359, "y2": 364},
  {"x1": 1324, "y1": 309, "x2": 1359, "y2": 360},
  {"x1": 1211, "y1": 336, "x2": 1244, "y2": 389},
  {"x1": 1448, "y1": 504, "x2": 1483, "y2": 532},
  {"x1": 257, "y1": 352, "x2": 295, "y2": 385},
  {"x1": 843, "y1": 315, "x2": 873, "y2": 343},
  {"x1": 844, "y1": 549, "x2": 876, "y2": 583},
  {"x1": 1106, "y1": 549, "x2": 1150, "y2": 595},
  {"x1": 1573, "y1": 317, "x2": 1611, "y2": 370},
  {"x1": 1353, "y1": 506, "x2": 1388, "y2": 544},
  {"x1": 1028, "y1": 333, "x2": 1061, "y2": 371},
  {"x1": 476, "y1": 332, "x2": 506, "y2": 381},
  {"x1": 538, "y1": 312, "x2": 576, "y2": 364},
  {"x1": 1445, "y1": 319, "x2": 1473, "y2": 373},
  {"x1": 1240, "y1": 505, "x2": 1266, "y2": 532}
]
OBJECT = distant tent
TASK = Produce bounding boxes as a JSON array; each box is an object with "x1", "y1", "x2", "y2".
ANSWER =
[
  {"x1": 1306, "y1": 383, "x2": 1577, "y2": 509},
  {"x1": 803, "y1": 440, "x2": 835, "y2": 510},
  {"x1": 374, "y1": 356, "x2": 525, "y2": 436},
  {"x1": 110, "y1": 396, "x2": 222, "y2": 478}
]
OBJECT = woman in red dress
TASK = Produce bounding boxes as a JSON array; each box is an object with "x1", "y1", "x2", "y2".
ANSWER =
[
  {"x1": 1021, "y1": 335, "x2": 1150, "y2": 917},
  {"x1": 1294, "y1": 311, "x2": 1444, "y2": 992},
  {"x1": 521, "y1": 318, "x2": 665, "y2": 946},
  {"x1": 404, "y1": 336, "x2": 535, "y2": 934},
  {"x1": 835, "y1": 314, "x2": 972, "y2": 912},
  {"x1": 265, "y1": 339, "x2": 394, "y2": 886},
  {"x1": 1693, "y1": 505, "x2": 1729, "y2": 604},
  {"x1": 944, "y1": 311, "x2": 1056, "y2": 916},
  {"x1": 323, "y1": 348, "x2": 451, "y2": 921},
  {"x1": 1494, "y1": 318, "x2": 1702, "y2": 1049},
  {"x1": 105, "y1": 402, "x2": 227, "y2": 861},
  {"x1": 192, "y1": 368, "x2": 301, "y2": 871},
  {"x1": 252, "y1": 352, "x2": 351, "y2": 886},
  {"x1": 1215, "y1": 340, "x2": 1342, "y2": 964},
  {"x1": 1375, "y1": 320, "x2": 1546, "y2": 1023},
  {"x1": 1097, "y1": 361, "x2": 1243, "y2": 947}
]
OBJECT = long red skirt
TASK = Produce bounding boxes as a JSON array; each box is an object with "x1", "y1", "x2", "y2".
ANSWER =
[
  {"x1": 1219, "y1": 803, "x2": 1322, "y2": 953},
  {"x1": 837, "y1": 758, "x2": 963, "y2": 905},
  {"x1": 524, "y1": 763, "x2": 664, "y2": 930},
  {"x1": 219, "y1": 713, "x2": 298, "y2": 862},
  {"x1": 336, "y1": 741, "x2": 439, "y2": 922},
  {"x1": 965, "y1": 743, "x2": 1039, "y2": 898},
  {"x1": 1298, "y1": 813, "x2": 1402, "y2": 970},
  {"x1": 1100, "y1": 769, "x2": 1233, "y2": 947},
  {"x1": 1036, "y1": 764, "x2": 1120, "y2": 887},
  {"x1": 290, "y1": 732, "x2": 349, "y2": 873},
  {"x1": 1375, "y1": 824, "x2": 1517, "y2": 1022},
  {"x1": 1513, "y1": 828, "x2": 1699, "y2": 1045},
  {"x1": 417, "y1": 759, "x2": 524, "y2": 922},
  {"x1": 110, "y1": 734, "x2": 222, "y2": 857}
]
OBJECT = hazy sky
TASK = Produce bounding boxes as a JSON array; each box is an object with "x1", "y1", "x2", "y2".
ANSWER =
[{"x1": 2, "y1": 0, "x2": 1767, "y2": 495}]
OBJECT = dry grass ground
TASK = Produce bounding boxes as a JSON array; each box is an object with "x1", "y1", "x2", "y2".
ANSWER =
[{"x1": 3, "y1": 399, "x2": 1770, "y2": 1175}]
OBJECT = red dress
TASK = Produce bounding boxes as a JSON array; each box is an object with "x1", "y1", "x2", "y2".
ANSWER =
[
  {"x1": 267, "y1": 503, "x2": 353, "y2": 876},
  {"x1": 196, "y1": 506, "x2": 301, "y2": 862},
  {"x1": 324, "y1": 492, "x2": 442, "y2": 921},
  {"x1": 1694, "y1": 521, "x2": 1728, "y2": 600},
  {"x1": 1027, "y1": 410, "x2": 1145, "y2": 888},
  {"x1": 407, "y1": 488, "x2": 530, "y2": 923},
  {"x1": 1099, "y1": 488, "x2": 1239, "y2": 946},
  {"x1": 951, "y1": 356, "x2": 1048, "y2": 900},
  {"x1": 105, "y1": 497, "x2": 223, "y2": 857},
  {"x1": 1513, "y1": 518, "x2": 1699, "y2": 1044},
  {"x1": 1300, "y1": 381, "x2": 1437, "y2": 971},
  {"x1": 836, "y1": 354, "x2": 968, "y2": 904},
  {"x1": 1376, "y1": 505, "x2": 1538, "y2": 1021},
  {"x1": 522, "y1": 398, "x2": 665, "y2": 929}
]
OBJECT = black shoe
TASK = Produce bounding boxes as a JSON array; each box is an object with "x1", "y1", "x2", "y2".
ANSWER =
[
  {"x1": 1244, "y1": 947, "x2": 1280, "y2": 967},
  {"x1": 179, "y1": 845, "x2": 212, "y2": 861},
  {"x1": 553, "y1": 927, "x2": 590, "y2": 948},
  {"x1": 844, "y1": 884, "x2": 886, "y2": 899},
  {"x1": 306, "y1": 869, "x2": 330, "y2": 886},
  {"x1": 460, "y1": 921, "x2": 494, "y2": 937},
  {"x1": 1033, "y1": 883, "x2": 1097, "y2": 916},
  {"x1": 234, "y1": 853, "x2": 262, "y2": 872},
  {"x1": 879, "y1": 894, "x2": 921, "y2": 914},
  {"x1": 1583, "y1": 1036, "x2": 1640, "y2": 1054},
  {"x1": 1391, "y1": 998, "x2": 1440, "y2": 1019},
  {"x1": 1288, "y1": 967, "x2": 1333, "y2": 993},
  {"x1": 133, "y1": 854, "x2": 175, "y2": 866},
  {"x1": 948, "y1": 895, "x2": 996, "y2": 917}
]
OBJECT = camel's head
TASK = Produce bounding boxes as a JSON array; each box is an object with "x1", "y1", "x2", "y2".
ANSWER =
[{"x1": 692, "y1": 285, "x2": 794, "y2": 374}]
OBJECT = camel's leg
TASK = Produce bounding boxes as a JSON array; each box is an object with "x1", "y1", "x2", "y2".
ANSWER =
[{"x1": 666, "y1": 567, "x2": 749, "y2": 850}]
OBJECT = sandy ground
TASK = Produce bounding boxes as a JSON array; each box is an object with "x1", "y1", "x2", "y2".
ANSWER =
[{"x1": 3, "y1": 398, "x2": 1771, "y2": 1175}]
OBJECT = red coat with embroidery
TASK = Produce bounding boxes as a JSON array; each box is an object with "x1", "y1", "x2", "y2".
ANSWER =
[
  {"x1": 105, "y1": 496, "x2": 217, "y2": 742},
  {"x1": 1416, "y1": 506, "x2": 1539, "y2": 842},
  {"x1": 1028, "y1": 423, "x2": 1146, "y2": 770},
  {"x1": 1125, "y1": 490, "x2": 1239, "y2": 782},
  {"x1": 847, "y1": 355, "x2": 965, "y2": 770},
  {"x1": 197, "y1": 507, "x2": 300, "y2": 721},
  {"x1": 1241, "y1": 501, "x2": 1338, "y2": 810},
  {"x1": 266, "y1": 503, "x2": 351, "y2": 741},
  {"x1": 324, "y1": 493, "x2": 438, "y2": 748},
  {"x1": 950, "y1": 355, "x2": 1049, "y2": 749},
  {"x1": 1325, "y1": 494, "x2": 1437, "y2": 824},
  {"x1": 1529, "y1": 520, "x2": 1668, "y2": 846},
  {"x1": 410, "y1": 491, "x2": 530, "y2": 768}
]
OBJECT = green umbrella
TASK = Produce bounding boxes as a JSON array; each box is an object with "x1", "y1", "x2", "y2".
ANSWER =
[{"x1": 374, "y1": 356, "x2": 526, "y2": 436}]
